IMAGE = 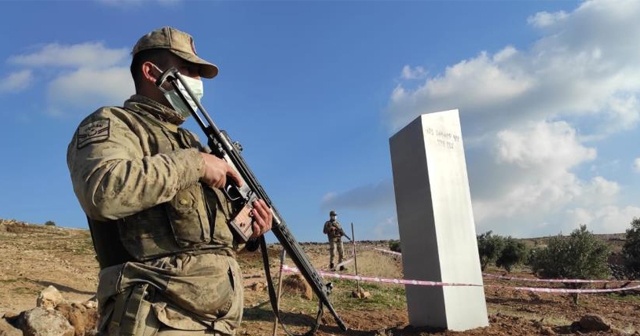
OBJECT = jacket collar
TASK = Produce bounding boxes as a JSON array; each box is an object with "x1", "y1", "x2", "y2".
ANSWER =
[{"x1": 124, "y1": 95, "x2": 186, "y2": 126}]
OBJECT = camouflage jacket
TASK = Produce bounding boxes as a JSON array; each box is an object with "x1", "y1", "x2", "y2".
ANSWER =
[
  {"x1": 323, "y1": 220, "x2": 344, "y2": 239},
  {"x1": 67, "y1": 95, "x2": 244, "y2": 333}
]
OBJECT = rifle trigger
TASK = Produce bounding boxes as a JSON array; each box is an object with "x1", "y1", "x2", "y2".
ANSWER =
[{"x1": 223, "y1": 184, "x2": 242, "y2": 202}]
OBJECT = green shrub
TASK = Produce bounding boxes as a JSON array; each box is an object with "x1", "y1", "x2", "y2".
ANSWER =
[
  {"x1": 529, "y1": 225, "x2": 610, "y2": 304},
  {"x1": 622, "y1": 217, "x2": 640, "y2": 279},
  {"x1": 477, "y1": 231, "x2": 505, "y2": 271},
  {"x1": 496, "y1": 237, "x2": 528, "y2": 273},
  {"x1": 388, "y1": 240, "x2": 401, "y2": 253}
]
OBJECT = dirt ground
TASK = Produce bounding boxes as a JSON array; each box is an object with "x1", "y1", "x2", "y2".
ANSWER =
[{"x1": 1, "y1": 220, "x2": 639, "y2": 336}]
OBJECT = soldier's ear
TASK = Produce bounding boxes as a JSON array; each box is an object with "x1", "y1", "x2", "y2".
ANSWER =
[{"x1": 142, "y1": 62, "x2": 160, "y2": 84}]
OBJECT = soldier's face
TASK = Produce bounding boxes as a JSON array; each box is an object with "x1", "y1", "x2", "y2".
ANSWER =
[
  {"x1": 168, "y1": 56, "x2": 201, "y2": 79},
  {"x1": 330, "y1": 215, "x2": 336, "y2": 220},
  {"x1": 153, "y1": 55, "x2": 201, "y2": 80}
]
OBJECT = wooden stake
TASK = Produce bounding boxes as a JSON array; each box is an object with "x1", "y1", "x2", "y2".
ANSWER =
[
  {"x1": 272, "y1": 249, "x2": 287, "y2": 336},
  {"x1": 351, "y1": 222, "x2": 361, "y2": 292}
]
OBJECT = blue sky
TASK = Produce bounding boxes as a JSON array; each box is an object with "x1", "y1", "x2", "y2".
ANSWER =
[{"x1": 2, "y1": 0, "x2": 640, "y2": 243}]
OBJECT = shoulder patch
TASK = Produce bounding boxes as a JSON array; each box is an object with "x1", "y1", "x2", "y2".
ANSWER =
[{"x1": 77, "y1": 119, "x2": 110, "y2": 149}]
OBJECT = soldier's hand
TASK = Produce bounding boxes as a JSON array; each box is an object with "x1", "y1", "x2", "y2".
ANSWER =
[
  {"x1": 200, "y1": 153, "x2": 242, "y2": 189},
  {"x1": 250, "y1": 199, "x2": 273, "y2": 239}
]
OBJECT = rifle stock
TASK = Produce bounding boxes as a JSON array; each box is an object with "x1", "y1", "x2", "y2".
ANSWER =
[{"x1": 157, "y1": 68, "x2": 347, "y2": 332}]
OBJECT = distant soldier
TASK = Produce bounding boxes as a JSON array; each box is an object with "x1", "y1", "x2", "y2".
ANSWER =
[{"x1": 323, "y1": 210, "x2": 346, "y2": 271}]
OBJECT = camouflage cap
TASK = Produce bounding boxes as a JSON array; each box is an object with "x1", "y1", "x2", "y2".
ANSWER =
[
  {"x1": 330, "y1": 210, "x2": 337, "y2": 216},
  {"x1": 132, "y1": 26, "x2": 218, "y2": 78}
]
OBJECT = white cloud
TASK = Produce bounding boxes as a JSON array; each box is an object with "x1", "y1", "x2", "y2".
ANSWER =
[
  {"x1": 0, "y1": 70, "x2": 33, "y2": 93},
  {"x1": 634, "y1": 158, "x2": 640, "y2": 173},
  {"x1": 527, "y1": 10, "x2": 568, "y2": 28},
  {"x1": 469, "y1": 120, "x2": 629, "y2": 237},
  {"x1": 46, "y1": 67, "x2": 133, "y2": 116},
  {"x1": 384, "y1": 0, "x2": 640, "y2": 238},
  {"x1": 9, "y1": 42, "x2": 128, "y2": 69},
  {"x1": 495, "y1": 121, "x2": 596, "y2": 173},
  {"x1": 478, "y1": 120, "x2": 596, "y2": 203},
  {"x1": 565, "y1": 205, "x2": 640, "y2": 234},
  {"x1": 388, "y1": 0, "x2": 640, "y2": 138},
  {"x1": 372, "y1": 216, "x2": 399, "y2": 240},
  {"x1": 321, "y1": 180, "x2": 394, "y2": 211},
  {"x1": 5, "y1": 42, "x2": 132, "y2": 117},
  {"x1": 400, "y1": 65, "x2": 426, "y2": 80}
]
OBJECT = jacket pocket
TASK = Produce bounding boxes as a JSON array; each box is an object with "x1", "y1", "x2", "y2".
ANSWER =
[{"x1": 166, "y1": 184, "x2": 211, "y2": 247}]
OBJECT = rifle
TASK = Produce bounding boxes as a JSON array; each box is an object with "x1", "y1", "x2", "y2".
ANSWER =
[
  {"x1": 336, "y1": 227, "x2": 351, "y2": 241},
  {"x1": 156, "y1": 68, "x2": 348, "y2": 334}
]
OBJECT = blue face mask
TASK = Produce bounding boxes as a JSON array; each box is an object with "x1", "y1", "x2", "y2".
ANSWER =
[{"x1": 153, "y1": 64, "x2": 204, "y2": 118}]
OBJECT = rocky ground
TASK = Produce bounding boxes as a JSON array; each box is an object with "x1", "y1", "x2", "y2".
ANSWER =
[{"x1": 1, "y1": 219, "x2": 639, "y2": 335}]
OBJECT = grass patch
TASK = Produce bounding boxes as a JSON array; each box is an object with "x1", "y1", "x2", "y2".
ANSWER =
[
  {"x1": 267, "y1": 248, "x2": 408, "y2": 316},
  {"x1": 12, "y1": 287, "x2": 39, "y2": 296},
  {"x1": 349, "y1": 249, "x2": 402, "y2": 279},
  {"x1": 0, "y1": 279, "x2": 19, "y2": 284},
  {"x1": 243, "y1": 304, "x2": 273, "y2": 321},
  {"x1": 606, "y1": 292, "x2": 640, "y2": 303},
  {"x1": 333, "y1": 281, "x2": 406, "y2": 310},
  {"x1": 62, "y1": 238, "x2": 95, "y2": 255},
  {"x1": 276, "y1": 279, "x2": 407, "y2": 312}
]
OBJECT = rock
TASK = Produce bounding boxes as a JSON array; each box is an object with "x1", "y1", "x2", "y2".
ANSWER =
[
  {"x1": 0, "y1": 317, "x2": 22, "y2": 336},
  {"x1": 82, "y1": 300, "x2": 97, "y2": 310},
  {"x1": 282, "y1": 273, "x2": 313, "y2": 300},
  {"x1": 5, "y1": 295, "x2": 98, "y2": 336},
  {"x1": 36, "y1": 286, "x2": 65, "y2": 310},
  {"x1": 248, "y1": 282, "x2": 266, "y2": 291},
  {"x1": 351, "y1": 287, "x2": 371, "y2": 299},
  {"x1": 55, "y1": 302, "x2": 98, "y2": 336},
  {"x1": 21, "y1": 307, "x2": 75, "y2": 336},
  {"x1": 539, "y1": 326, "x2": 555, "y2": 335},
  {"x1": 578, "y1": 314, "x2": 611, "y2": 332}
]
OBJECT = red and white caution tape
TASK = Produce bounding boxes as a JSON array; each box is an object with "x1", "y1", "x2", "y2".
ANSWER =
[
  {"x1": 282, "y1": 265, "x2": 482, "y2": 287},
  {"x1": 374, "y1": 248, "x2": 402, "y2": 256},
  {"x1": 282, "y1": 264, "x2": 640, "y2": 294},
  {"x1": 373, "y1": 248, "x2": 640, "y2": 287},
  {"x1": 490, "y1": 284, "x2": 640, "y2": 294},
  {"x1": 336, "y1": 258, "x2": 354, "y2": 268},
  {"x1": 483, "y1": 273, "x2": 640, "y2": 284}
]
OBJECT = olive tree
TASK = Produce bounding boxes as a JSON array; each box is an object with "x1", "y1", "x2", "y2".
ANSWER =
[
  {"x1": 389, "y1": 240, "x2": 401, "y2": 253},
  {"x1": 529, "y1": 225, "x2": 610, "y2": 304},
  {"x1": 622, "y1": 217, "x2": 640, "y2": 279},
  {"x1": 477, "y1": 231, "x2": 505, "y2": 271},
  {"x1": 496, "y1": 237, "x2": 528, "y2": 273}
]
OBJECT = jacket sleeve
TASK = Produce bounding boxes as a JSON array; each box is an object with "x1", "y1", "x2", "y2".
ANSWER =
[
  {"x1": 66, "y1": 107, "x2": 205, "y2": 221},
  {"x1": 323, "y1": 221, "x2": 330, "y2": 234}
]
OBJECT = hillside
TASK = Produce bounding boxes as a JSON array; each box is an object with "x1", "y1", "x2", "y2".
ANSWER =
[{"x1": 1, "y1": 219, "x2": 639, "y2": 335}]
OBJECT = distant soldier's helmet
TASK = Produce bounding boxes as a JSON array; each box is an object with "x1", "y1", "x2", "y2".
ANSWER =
[{"x1": 330, "y1": 210, "x2": 337, "y2": 216}]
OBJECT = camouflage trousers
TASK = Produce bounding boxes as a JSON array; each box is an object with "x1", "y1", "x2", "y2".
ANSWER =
[
  {"x1": 103, "y1": 307, "x2": 226, "y2": 335},
  {"x1": 97, "y1": 254, "x2": 243, "y2": 336},
  {"x1": 328, "y1": 238, "x2": 344, "y2": 266}
]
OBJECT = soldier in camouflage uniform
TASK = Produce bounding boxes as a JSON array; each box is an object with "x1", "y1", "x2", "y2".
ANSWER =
[
  {"x1": 66, "y1": 27, "x2": 273, "y2": 336},
  {"x1": 322, "y1": 210, "x2": 345, "y2": 271}
]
